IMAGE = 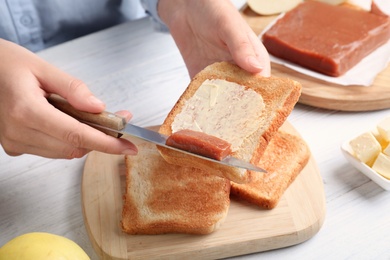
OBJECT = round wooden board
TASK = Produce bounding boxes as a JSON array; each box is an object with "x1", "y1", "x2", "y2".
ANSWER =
[
  {"x1": 241, "y1": 6, "x2": 390, "y2": 111},
  {"x1": 81, "y1": 123, "x2": 326, "y2": 260}
]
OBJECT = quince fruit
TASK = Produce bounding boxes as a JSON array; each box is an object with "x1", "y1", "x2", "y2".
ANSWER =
[{"x1": 0, "y1": 232, "x2": 90, "y2": 260}]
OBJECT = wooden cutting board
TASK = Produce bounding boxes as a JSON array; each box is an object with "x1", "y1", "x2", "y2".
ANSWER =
[
  {"x1": 81, "y1": 122, "x2": 326, "y2": 259},
  {"x1": 241, "y1": 6, "x2": 390, "y2": 111}
]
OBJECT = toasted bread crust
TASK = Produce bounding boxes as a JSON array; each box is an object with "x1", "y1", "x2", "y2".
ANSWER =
[
  {"x1": 231, "y1": 131, "x2": 310, "y2": 209},
  {"x1": 121, "y1": 143, "x2": 231, "y2": 235},
  {"x1": 158, "y1": 62, "x2": 302, "y2": 184}
]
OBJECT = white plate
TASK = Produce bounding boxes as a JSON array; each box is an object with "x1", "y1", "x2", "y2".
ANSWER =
[{"x1": 341, "y1": 139, "x2": 390, "y2": 190}]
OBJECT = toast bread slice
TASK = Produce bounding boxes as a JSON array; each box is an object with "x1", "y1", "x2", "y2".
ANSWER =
[
  {"x1": 158, "y1": 61, "x2": 302, "y2": 184},
  {"x1": 121, "y1": 142, "x2": 231, "y2": 235},
  {"x1": 231, "y1": 131, "x2": 310, "y2": 209}
]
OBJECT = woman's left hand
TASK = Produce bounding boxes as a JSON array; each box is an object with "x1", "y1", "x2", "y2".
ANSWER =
[{"x1": 158, "y1": 0, "x2": 271, "y2": 78}]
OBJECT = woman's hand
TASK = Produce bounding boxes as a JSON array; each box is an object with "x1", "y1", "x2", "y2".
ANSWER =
[
  {"x1": 0, "y1": 39, "x2": 137, "y2": 159},
  {"x1": 158, "y1": 0, "x2": 271, "y2": 78}
]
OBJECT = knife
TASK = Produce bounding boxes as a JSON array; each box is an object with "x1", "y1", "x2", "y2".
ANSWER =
[{"x1": 48, "y1": 95, "x2": 266, "y2": 173}]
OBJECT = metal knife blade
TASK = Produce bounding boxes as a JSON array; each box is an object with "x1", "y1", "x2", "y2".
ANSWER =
[
  {"x1": 48, "y1": 95, "x2": 266, "y2": 173},
  {"x1": 98, "y1": 123, "x2": 266, "y2": 172}
]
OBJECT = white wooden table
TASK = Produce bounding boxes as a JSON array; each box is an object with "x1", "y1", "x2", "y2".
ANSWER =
[{"x1": 1, "y1": 17, "x2": 390, "y2": 260}]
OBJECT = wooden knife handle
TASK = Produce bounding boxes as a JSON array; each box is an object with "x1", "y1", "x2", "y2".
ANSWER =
[{"x1": 47, "y1": 95, "x2": 126, "y2": 138}]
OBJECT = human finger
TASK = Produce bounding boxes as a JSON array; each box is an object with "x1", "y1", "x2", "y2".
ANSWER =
[
  {"x1": 1, "y1": 124, "x2": 90, "y2": 159},
  {"x1": 33, "y1": 59, "x2": 106, "y2": 113},
  {"x1": 32, "y1": 99, "x2": 138, "y2": 157},
  {"x1": 224, "y1": 26, "x2": 269, "y2": 75},
  {"x1": 247, "y1": 30, "x2": 271, "y2": 77}
]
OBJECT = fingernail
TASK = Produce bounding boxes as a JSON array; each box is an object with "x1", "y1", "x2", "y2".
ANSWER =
[
  {"x1": 122, "y1": 149, "x2": 137, "y2": 156},
  {"x1": 248, "y1": 56, "x2": 263, "y2": 70},
  {"x1": 89, "y1": 96, "x2": 105, "y2": 107}
]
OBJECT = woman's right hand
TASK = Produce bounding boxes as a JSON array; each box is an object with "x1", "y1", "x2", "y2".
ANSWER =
[{"x1": 0, "y1": 39, "x2": 137, "y2": 159}]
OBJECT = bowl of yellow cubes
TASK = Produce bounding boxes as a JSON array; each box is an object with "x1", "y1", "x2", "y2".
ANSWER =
[{"x1": 341, "y1": 117, "x2": 390, "y2": 190}]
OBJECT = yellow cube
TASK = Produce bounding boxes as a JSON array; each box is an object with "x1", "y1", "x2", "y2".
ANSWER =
[
  {"x1": 383, "y1": 143, "x2": 390, "y2": 157},
  {"x1": 377, "y1": 117, "x2": 390, "y2": 141},
  {"x1": 349, "y1": 132, "x2": 381, "y2": 166},
  {"x1": 372, "y1": 128, "x2": 388, "y2": 150},
  {"x1": 372, "y1": 153, "x2": 390, "y2": 179}
]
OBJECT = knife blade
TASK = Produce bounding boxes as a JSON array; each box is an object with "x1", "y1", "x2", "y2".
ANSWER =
[{"x1": 48, "y1": 95, "x2": 266, "y2": 173}]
